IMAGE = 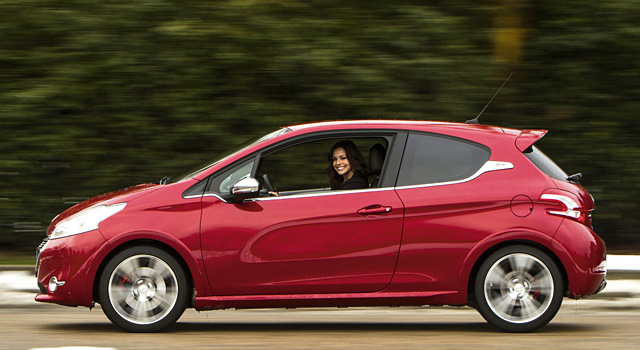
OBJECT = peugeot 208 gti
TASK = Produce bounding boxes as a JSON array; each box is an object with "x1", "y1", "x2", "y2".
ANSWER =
[{"x1": 35, "y1": 120, "x2": 607, "y2": 332}]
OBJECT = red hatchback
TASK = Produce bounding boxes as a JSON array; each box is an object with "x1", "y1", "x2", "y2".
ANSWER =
[{"x1": 35, "y1": 120, "x2": 606, "y2": 332}]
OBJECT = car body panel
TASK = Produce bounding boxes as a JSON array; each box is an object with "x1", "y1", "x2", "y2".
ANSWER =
[
  {"x1": 200, "y1": 188, "x2": 405, "y2": 295},
  {"x1": 392, "y1": 176, "x2": 563, "y2": 294},
  {"x1": 193, "y1": 290, "x2": 465, "y2": 310}
]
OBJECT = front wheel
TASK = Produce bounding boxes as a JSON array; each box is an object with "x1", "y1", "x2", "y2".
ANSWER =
[
  {"x1": 474, "y1": 245, "x2": 564, "y2": 332},
  {"x1": 98, "y1": 246, "x2": 188, "y2": 332}
]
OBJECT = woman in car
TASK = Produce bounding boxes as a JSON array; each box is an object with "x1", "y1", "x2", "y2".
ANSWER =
[{"x1": 328, "y1": 140, "x2": 369, "y2": 190}]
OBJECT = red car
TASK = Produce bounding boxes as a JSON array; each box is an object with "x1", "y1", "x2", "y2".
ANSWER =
[{"x1": 35, "y1": 120, "x2": 607, "y2": 332}]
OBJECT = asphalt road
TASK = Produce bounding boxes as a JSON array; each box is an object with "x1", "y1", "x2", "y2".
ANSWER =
[
  {"x1": 2, "y1": 256, "x2": 638, "y2": 350},
  {"x1": 1, "y1": 298, "x2": 639, "y2": 350}
]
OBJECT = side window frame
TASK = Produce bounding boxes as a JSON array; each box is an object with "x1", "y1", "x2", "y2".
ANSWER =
[
  {"x1": 255, "y1": 132, "x2": 399, "y2": 194},
  {"x1": 184, "y1": 129, "x2": 406, "y2": 201}
]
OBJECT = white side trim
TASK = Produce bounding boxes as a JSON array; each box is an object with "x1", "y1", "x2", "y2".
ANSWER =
[{"x1": 395, "y1": 160, "x2": 514, "y2": 190}]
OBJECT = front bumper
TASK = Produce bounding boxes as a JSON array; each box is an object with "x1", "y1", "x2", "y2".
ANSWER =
[{"x1": 35, "y1": 229, "x2": 108, "y2": 307}]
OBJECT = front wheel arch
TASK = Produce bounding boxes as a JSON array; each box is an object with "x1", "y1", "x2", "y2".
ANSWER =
[
  {"x1": 93, "y1": 239, "x2": 195, "y2": 309},
  {"x1": 97, "y1": 244, "x2": 191, "y2": 332}
]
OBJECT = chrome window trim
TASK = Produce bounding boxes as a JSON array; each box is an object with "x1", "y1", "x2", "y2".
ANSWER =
[
  {"x1": 249, "y1": 186, "x2": 396, "y2": 201},
  {"x1": 395, "y1": 160, "x2": 514, "y2": 190},
  {"x1": 188, "y1": 186, "x2": 398, "y2": 202},
  {"x1": 183, "y1": 194, "x2": 207, "y2": 199}
]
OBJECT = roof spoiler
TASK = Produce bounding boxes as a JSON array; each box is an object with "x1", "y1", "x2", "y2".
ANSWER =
[{"x1": 515, "y1": 129, "x2": 548, "y2": 152}]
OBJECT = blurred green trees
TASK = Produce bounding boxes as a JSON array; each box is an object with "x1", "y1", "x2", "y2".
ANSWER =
[{"x1": 1, "y1": 0, "x2": 638, "y2": 251}]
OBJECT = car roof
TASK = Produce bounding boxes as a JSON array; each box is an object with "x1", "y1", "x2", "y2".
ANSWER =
[{"x1": 285, "y1": 119, "x2": 520, "y2": 137}]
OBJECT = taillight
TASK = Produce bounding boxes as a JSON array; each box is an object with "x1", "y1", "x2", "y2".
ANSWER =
[{"x1": 540, "y1": 192, "x2": 591, "y2": 226}]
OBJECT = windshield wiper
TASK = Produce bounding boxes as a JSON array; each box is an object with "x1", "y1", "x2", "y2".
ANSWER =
[{"x1": 159, "y1": 176, "x2": 171, "y2": 185}]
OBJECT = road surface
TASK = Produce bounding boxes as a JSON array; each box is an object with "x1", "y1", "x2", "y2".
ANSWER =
[
  {"x1": 1, "y1": 297, "x2": 639, "y2": 350},
  {"x1": 1, "y1": 255, "x2": 638, "y2": 350}
]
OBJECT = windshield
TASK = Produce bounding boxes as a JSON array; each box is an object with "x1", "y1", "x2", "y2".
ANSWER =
[{"x1": 173, "y1": 128, "x2": 291, "y2": 182}]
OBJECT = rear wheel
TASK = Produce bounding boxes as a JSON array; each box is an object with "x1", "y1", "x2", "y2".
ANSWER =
[
  {"x1": 98, "y1": 246, "x2": 188, "y2": 332},
  {"x1": 474, "y1": 245, "x2": 564, "y2": 332}
]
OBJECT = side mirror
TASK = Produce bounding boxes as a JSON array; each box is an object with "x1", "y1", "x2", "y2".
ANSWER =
[{"x1": 228, "y1": 177, "x2": 261, "y2": 202}]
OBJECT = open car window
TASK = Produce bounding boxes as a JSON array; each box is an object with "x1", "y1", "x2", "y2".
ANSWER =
[{"x1": 257, "y1": 137, "x2": 390, "y2": 195}]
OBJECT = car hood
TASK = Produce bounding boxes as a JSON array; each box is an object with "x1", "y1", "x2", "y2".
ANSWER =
[{"x1": 47, "y1": 183, "x2": 162, "y2": 235}]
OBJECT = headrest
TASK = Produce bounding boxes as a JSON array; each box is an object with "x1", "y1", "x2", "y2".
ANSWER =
[{"x1": 369, "y1": 143, "x2": 385, "y2": 174}]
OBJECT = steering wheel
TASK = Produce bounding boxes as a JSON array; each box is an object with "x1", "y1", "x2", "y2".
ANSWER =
[{"x1": 262, "y1": 174, "x2": 276, "y2": 193}]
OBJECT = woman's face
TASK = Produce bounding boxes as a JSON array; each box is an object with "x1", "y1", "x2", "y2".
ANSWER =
[{"x1": 332, "y1": 147, "x2": 353, "y2": 178}]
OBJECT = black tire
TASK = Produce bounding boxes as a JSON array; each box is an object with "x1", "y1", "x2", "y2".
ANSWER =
[
  {"x1": 98, "y1": 246, "x2": 188, "y2": 332},
  {"x1": 474, "y1": 245, "x2": 564, "y2": 332}
]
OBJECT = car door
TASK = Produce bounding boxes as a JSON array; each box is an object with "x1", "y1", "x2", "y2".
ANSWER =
[{"x1": 200, "y1": 134, "x2": 404, "y2": 296}]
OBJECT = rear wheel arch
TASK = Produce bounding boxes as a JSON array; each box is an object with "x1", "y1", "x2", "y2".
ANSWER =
[
  {"x1": 466, "y1": 240, "x2": 569, "y2": 307},
  {"x1": 468, "y1": 242, "x2": 568, "y2": 332}
]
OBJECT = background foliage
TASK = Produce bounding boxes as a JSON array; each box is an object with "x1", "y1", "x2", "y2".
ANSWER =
[{"x1": 1, "y1": 0, "x2": 639, "y2": 252}]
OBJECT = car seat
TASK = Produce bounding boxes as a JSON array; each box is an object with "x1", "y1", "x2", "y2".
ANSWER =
[{"x1": 369, "y1": 143, "x2": 386, "y2": 187}]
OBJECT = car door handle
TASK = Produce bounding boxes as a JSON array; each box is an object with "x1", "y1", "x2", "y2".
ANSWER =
[{"x1": 357, "y1": 205, "x2": 393, "y2": 215}]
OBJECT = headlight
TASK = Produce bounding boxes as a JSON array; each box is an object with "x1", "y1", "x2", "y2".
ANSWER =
[{"x1": 51, "y1": 203, "x2": 126, "y2": 239}]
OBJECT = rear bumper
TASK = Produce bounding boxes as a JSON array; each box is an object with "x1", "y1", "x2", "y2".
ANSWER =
[
  {"x1": 551, "y1": 220, "x2": 607, "y2": 298},
  {"x1": 593, "y1": 279, "x2": 607, "y2": 295}
]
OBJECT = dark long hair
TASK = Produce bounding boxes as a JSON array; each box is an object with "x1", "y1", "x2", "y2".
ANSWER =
[{"x1": 327, "y1": 140, "x2": 368, "y2": 190}]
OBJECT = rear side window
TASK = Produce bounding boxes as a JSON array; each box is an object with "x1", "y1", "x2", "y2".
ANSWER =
[
  {"x1": 524, "y1": 146, "x2": 568, "y2": 182},
  {"x1": 397, "y1": 133, "x2": 491, "y2": 186}
]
